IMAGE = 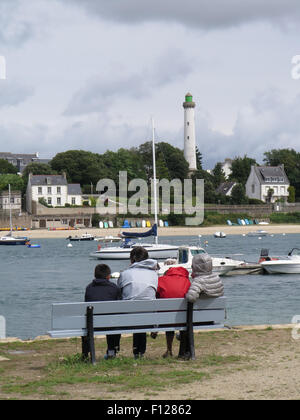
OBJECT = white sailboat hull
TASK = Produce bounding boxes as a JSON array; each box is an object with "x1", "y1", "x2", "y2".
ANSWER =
[{"x1": 90, "y1": 244, "x2": 179, "y2": 260}]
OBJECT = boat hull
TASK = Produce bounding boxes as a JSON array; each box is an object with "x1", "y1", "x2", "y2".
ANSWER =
[
  {"x1": 90, "y1": 245, "x2": 178, "y2": 260},
  {"x1": 261, "y1": 261, "x2": 300, "y2": 274},
  {"x1": 69, "y1": 237, "x2": 94, "y2": 241},
  {"x1": 0, "y1": 238, "x2": 28, "y2": 245}
]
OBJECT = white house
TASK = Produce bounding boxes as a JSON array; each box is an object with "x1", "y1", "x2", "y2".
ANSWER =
[
  {"x1": 26, "y1": 173, "x2": 82, "y2": 213},
  {"x1": 245, "y1": 165, "x2": 290, "y2": 203},
  {"x1": 0, "y1": 190, "x2": 22, "y2": 212}
]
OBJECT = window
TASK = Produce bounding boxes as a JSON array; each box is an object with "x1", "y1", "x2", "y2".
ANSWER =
[
  {"x1": 57, "y1": 197, "x2": 61, "y2": 205},
  {"x1": 71, "y1": 197, "x2": 76, "y2": 205},
  {"x1": 10, "y1": 197, "x2": 14, "y2": 204},
  {"x1": 48, "y1": 187, "x2": 52, "y2": 194},
  {"x1": 47, "y1": 197, "x2": 52, "y2": 205},
  {"x1": 187, "y1": 122, "x2": 189, "y2": 126},
  {"x1": 252, "y1": 184, "x2": 255, "y2": 194},
  {"x1": 38, "y1": 187, "x2": 42, "y2": 195},
  {"x1": 57, "y1": 187, "x2": 61, "y2": 194}
]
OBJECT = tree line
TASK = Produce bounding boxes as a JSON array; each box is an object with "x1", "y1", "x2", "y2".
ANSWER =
[{"x1": 0, "y1": 145, "x2": 300, "y2": 204}]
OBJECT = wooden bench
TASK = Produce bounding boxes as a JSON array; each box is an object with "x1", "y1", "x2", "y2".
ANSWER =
[{"x1": 48, "y1": 296, "x2": 226, "y2": 363}]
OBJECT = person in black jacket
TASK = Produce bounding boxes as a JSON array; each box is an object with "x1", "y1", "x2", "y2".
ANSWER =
[{"x1": 84, "y1": 264, "x2": 121, "y2": 359}]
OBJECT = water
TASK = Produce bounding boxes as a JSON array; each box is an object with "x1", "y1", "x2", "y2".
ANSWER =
[{"x1": 1, "y1": 233, "x2": 300, "y2": 339}]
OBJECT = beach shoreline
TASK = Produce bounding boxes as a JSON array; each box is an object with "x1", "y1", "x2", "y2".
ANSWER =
[{"x1": 16, "y1": 223, "x2": 300, "y2": 239}]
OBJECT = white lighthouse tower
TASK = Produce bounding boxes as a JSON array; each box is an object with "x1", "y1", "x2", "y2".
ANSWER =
[{"x1": 183, "y1": 92, "x2": 197, "y2": 174}]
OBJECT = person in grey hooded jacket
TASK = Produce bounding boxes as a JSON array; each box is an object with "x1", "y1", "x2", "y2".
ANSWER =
[
  {"x1": 186, "y1": 253, "x2": 224, "y2": 302},
  {"x1": 118, "y1": 246, "x2": 158, "y2": 358}
]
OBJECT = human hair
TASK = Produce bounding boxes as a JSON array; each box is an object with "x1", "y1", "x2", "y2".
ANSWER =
[
  {"x1": 94, "y1": 264, "x2": 111, "y2": 279},
  {"x1": 130, "y1": 246, "x2": 149, "y2": 263}
]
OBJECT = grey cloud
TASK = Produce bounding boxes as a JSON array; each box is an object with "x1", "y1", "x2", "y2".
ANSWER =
[
  {"x1": 64, "y1": 48, "x2": 192, "y2": 116},
  {"x1": 198, "y1": 90, "x2": 300, "y2": 168},
  {"x1": 64, "y1": 0, "x2": 300, "y2": 29},
  {"x1": 0, "y1": 80, "x2": 34, "y2": 108},
  {"x1": 0, "y1": 1, "x2": 34, "y2": 46}
]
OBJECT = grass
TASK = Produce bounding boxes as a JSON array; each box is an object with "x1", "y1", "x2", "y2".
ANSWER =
[{"x1": 0, "y1": 328, "x2": 295, "y2": 400}]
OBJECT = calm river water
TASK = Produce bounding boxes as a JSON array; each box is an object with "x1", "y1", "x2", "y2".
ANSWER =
[{"x1": 1, "y1": 233, "x2": 300, "y2": 339}]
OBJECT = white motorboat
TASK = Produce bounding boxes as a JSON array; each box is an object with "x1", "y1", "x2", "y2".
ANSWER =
[
  {"x1": 158, "y1": 245, "x2": 244, "y2": 276},
  {"x1": 67, "y1": 233, "x2": 95, "y2": 241},
  {"x1": 214, "y1": 231, "x2": 226, "y2": 238},
  {"x1": 261, "y1": 248, "x2": 300, "y2": 274}
]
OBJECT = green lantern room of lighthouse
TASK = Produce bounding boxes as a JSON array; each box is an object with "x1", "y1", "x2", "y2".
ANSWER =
[{"x1": 185, "y1": 93, "x2": 193, "y2": 102}]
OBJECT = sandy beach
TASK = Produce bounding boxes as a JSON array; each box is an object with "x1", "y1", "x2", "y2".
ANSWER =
[{"x1": 19, "y1": 224, "x2": 300, "y2": 239}]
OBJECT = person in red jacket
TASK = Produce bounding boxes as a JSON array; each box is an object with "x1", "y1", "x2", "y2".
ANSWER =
[{"x1": 156, "y1": 266, "x2": 191, "y2": 358}]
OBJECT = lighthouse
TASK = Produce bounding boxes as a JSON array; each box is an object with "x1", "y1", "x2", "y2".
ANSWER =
[{"x1": 183, "y1": 92, "x2": 197, "y2": 174}]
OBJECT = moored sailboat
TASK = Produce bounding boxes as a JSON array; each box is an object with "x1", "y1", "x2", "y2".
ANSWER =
[
  {"x1": 0, "y1": 185, "x2": 29, "y2": 246},
  {"x1": 89, "y1": 118, "x2": 178, "y2": 260}
]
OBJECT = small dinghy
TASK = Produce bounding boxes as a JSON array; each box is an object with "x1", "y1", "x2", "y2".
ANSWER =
[{"x1": 214, "y1": 231, "x2": 226, "y2": 238}]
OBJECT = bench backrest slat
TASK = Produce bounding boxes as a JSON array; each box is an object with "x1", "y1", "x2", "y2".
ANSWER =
[
  {"x1": 49, "y1": 297, "x2": 226, "y2": 338},
  {"x1": 51, "y1": 297, "x2": 225, "y2": 317},
  {"x1": 52, "y1": 309, "x2": 224, "y2": 330}
]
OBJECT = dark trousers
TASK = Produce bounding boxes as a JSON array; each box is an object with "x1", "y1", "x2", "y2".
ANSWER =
[
  {"x1": 106, "y1": 334, "x2": 121, "y2": 353},
  {"x1": 133, "y1": 333, "x2": 146, "y2": 355},
  {"x1": 178, "y1": 331, "x2": 189, "y2": 357},
  {"x1": 82, "y1": 334, "x2": 121, "y2": 358}
]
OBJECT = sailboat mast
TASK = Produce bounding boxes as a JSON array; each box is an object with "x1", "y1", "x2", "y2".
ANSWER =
[
  {"x1": 151, "y1": 117, "x2": 158, "y2": 245},
  {"x1": 9, "y1": 184, "x2": 12, "y2": 235}
]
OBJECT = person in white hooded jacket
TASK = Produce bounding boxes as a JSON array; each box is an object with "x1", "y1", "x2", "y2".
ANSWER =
[
  {"x1": 118, "y1": 246, "x2": 158, "y2": 358},
  {"x1": 186, "y1": 253, "x2": 224, "y2": 302}
]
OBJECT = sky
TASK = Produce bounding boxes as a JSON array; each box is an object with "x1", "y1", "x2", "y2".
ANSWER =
[{"x1": 0, "y1": 0, "x2": 300, "y2": 169}]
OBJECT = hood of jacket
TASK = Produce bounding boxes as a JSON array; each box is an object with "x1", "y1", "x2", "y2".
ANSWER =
[
  {"x1": 130, "y1": 259, "x2": 158, "y2": 271},
  {"x1": 192, "y1": 253, "x2": 213, "y2": 276},
  {"x1": 164, "y1": 266, "x2": 190, "y2": 278}
]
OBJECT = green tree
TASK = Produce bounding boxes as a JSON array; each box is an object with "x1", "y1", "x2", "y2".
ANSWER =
[
  {"x1": 137, "y1": 141, "x2": 189, "y2": 182},
  {"x1": 195, "y1": 147, "x2": 203, "y2": 170},
  {"x1": 50, "y1": 150, "x2": 107, "y2": 186},
  {"x1": 212, "y1": 162, "x2": 226, "y2": 188},
  {"x1": 0, "y1": 159, "x2": 18, "y2": 174},
  {"x1": 288, "y1": 185, "x2": 296, "y2": 203},
  {"x1": 102, "y1": 148, "x2": 145, "y2": 185},
  {"x1": 229, "y1": 155, "x2": 257, "y2": 185},
  {"x1": 230, "y1": 183, "x2": 248, "y2": 204},
  {"x1": 0, "y1": 174, "x2": 24, "y2": 192}
]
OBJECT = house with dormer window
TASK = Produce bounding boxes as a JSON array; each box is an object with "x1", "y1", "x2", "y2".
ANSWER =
[
  {"x1": 245, "y1": 165, "x2": 290, "y2": 203},
  {"x1": 26, "y1": 173, "x2": 82, "y2": 213}
]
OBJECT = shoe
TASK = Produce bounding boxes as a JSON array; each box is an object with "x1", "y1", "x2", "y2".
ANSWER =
[
  {"x1": 150, "y1": 332, "x2": 158, "y2": 339},
  {"x1": 162, "y1": 350, "x2": 173, "y2": 358},
  {"x1": 104, "y1": 350, "x2": 116, "y2": 360},
  {"x1": 177, "y1": 352, "x2": 191, "y2": 360},
  {"x1": 134, "y1": 353, "x2": 144, "y2": 359}
]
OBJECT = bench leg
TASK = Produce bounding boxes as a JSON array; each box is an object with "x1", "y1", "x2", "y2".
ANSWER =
[
  {"x1": 86, "y1": 306, "x2": 96, "y2": 365},
  {"x1": 187, "y1": 302, "x2": 196, "y2": 360}
]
